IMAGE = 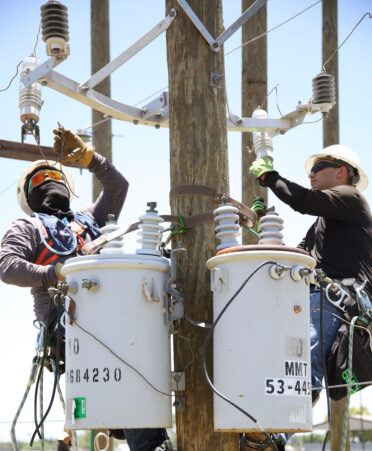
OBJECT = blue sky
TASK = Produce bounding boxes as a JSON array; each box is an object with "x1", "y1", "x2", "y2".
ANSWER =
[{"x1": 0, "y1": 0, "x2": 371, "y2": 443}]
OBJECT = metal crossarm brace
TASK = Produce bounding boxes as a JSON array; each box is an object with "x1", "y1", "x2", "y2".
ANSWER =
[
  {"x1": 216, "y1": 0, "x2": 267, "y2": 46},
  {"x1": 79, "y1": 9, "x2": 177, "y2": 91},
  {"x1": 177, "y1": 0, "x2": 267, "y2": 52},
  {"x1": 21, "y1": 10, "x2": 177, "y2": 90},
  {"x1": 177, "y1": 0, "x2": 218, "y2": 50}
]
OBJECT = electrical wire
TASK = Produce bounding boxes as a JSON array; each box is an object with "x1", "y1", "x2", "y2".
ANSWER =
[
  {"x1": 0, "y1": 61, "x2": 23, "y2": 92},
  {"x1": 33, "y1": 22, "x2": 42, "y2": 58},
  {"x1": 323, "y1": 12, "x2": 372, "y2": 71},
  {"x1": 72, "y1": 317, "x2": 172, "y2": 398},
  {"x1": 202, "y1": 260, "x2": 279, "y2": 451},
  {"x1": 134, "y1": 86, "x2": 168, "y2": 107},
  {"x1": 0, "y1": 180, "x2": 17, "y2": 197},
  {"x1": 1, "y1": 18, "x2": 42, "y2": 93},
  {"x1": 225, "y1": 0, "x2": 322, "y2": 57},
  {"x1": 31, "y1": 294, "x2": 63, "y2": 446}
]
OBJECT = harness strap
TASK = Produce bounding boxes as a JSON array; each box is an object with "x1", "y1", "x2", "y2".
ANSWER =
[
  {"x1": 169, "y1": 184, "x2": 256, "y2": 228},
  {"x1": 35, "y1": 240, "x2": 54, "y2": 265}
]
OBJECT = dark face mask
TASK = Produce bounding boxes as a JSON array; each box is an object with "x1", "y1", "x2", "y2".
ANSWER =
[{"x1": 28, "y1": 180, "x2": 74, "y2": 220}]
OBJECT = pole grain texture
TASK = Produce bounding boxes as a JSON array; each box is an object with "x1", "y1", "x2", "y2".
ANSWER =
[
  {"x1": 91, "y1": 2, "x2": 114, "y2": 449},
  {"x1": 241, "y1": 0, "x2": 267, "y2": 245},
  {"x1": 322, "y1": 0, "x2": 351, "y2": 449},
  {"x1": 166, "y1": 0, "x2": 238, "y2": 449},
  {"x1": 91, "y1": 0, "x2": 112, "y2": 202}
]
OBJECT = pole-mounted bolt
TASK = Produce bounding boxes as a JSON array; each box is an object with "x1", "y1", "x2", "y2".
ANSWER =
[
  {"x1": 221, "y1": 195, "x2": 229, "y2": 205},
  {"x1": 147, "y1": 202, "x2": 158, "y2": 213}
]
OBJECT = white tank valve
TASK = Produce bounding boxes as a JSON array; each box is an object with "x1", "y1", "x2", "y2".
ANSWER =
[
  {"x1": 136, "y1": 202, "x2": 164, "y2": 256},
  {"x1": 214, "y1": 198, "x2": 240, "y2": 251},
  {"x1": 269, "y1": 263, "x2": 288, "y2": 280},
  {"x1": 291, "y1": 266, "x2": 313, "y2": 282}
]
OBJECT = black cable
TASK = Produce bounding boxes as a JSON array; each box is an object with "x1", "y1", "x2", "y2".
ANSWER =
[
  {"x1": 320, "y1": 283, "x2": 331, "y2": 451},
  {"x1": 30, "y1": 294, "x2": 63, "y2": 446},
  {"x1": 202, "y1": 260, "x2": 279, "y2": 451},
  {"x1": 32, "y1": 294, "x2": 53, "y2": 442}
]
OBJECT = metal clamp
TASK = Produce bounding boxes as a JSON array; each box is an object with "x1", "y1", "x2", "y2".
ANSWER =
[
  {"x1": 325, "y1": 282, "x2": 348, "y2": 313},
  {"x1": 355, "y1": 279, "x2": 372, "y2": 319}
]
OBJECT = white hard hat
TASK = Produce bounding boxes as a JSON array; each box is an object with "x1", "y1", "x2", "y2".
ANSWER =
[
  {"x1": 305, "y1": 144, "x2": 368, "y2": 192},
  {"x1": 17, "y1": 160, "x2": 74, "y2": 215}
]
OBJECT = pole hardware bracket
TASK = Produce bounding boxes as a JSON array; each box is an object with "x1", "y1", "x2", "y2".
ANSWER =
[
  {"x1": 210, "y1": 72, "x2": 224, "y2": 88},
  {"x1": 177, "y1": 0, "x2": 267, "y2": 52},
  {"x1": 173, "y1": 396, "x2": 186, "y2": 412},
  {"x1": 170, "y1": 371, "x2": 186, "y2": 391}
]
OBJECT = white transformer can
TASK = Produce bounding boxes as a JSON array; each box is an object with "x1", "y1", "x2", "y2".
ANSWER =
[
  {"x1": 206, "y1": 246, "x2": 316, "y2": 433},
  {"x1": 62, "y1": 253, "x2": 172, "y2": 430}
]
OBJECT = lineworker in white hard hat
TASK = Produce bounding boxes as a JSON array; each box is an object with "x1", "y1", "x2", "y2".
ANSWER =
[
  {"x1": 0, "y1": 128, "x2": 172, "y2": 451},
  {"x1": 248, "y1": 144, "x2": 372, "y2": 450}
]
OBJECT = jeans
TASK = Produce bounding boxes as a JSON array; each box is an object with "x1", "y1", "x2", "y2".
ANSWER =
[
  {"x1": 310, "y1": 289, "x2": 344, "y2": 394},
  {"x1": 124, "y1": 428, "x2": 167, "y2": 451}
]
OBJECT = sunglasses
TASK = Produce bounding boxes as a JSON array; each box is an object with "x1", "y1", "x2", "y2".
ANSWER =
[
  {"x1": 310, "y1": 161, "x2": 342, "y2": 174},
  {"x1": 28, "y1": 169, "x2": 65, "y2": 196}
]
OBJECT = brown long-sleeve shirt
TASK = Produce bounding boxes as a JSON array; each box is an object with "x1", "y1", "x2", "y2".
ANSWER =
[{"x1": 0, "y1": 153, "x2": 128, "y2": 320}]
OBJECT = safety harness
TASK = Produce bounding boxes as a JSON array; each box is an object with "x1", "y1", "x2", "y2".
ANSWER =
[
  {"x1": 32, "y1": 211, "x2": 102, "y2": 265},
  {"x1": 324, "y1": 278, "x2": 372, "y2": 400}
]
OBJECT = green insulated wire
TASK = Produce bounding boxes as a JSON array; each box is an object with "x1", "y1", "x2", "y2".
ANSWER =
[
  {"x1": 341, "y1": 316, "x2": 359, "y2": 451},
  {"x1": 10, "y1": 358, "x2": 39, "y2": 451}
]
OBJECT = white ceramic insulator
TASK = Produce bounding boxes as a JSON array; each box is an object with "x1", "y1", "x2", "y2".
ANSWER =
[
  {"x1": 19, "y1": 57, "x2": 42, "y2": 123},
  {"x1": 252, "y1": 108, "x2": 274, "y2": 160},
  {"x1": 99, "y1": 218, "x2": 124, "y2": 254},
  {"x1": 259, "y1": 213, "x2": 284, "y2": 245},
  {"x1": 214, "y1": 204, "x2": 240, "y2": 251},
  {"x1": 136, "y1": 211, "x2": 164, "y2": 256}
]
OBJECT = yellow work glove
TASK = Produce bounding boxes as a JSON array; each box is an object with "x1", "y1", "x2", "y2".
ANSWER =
[{"x1": 53, "y1": 126, "x2": 95, "y2": 168}]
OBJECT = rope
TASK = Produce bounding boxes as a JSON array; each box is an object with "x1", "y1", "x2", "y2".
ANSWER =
[
  {"x1": 10, "y1": 359, "x2": 39, "y2": 451},
  {"x1": 341, "y1": 316, "x2": 359, "y2": 451}
]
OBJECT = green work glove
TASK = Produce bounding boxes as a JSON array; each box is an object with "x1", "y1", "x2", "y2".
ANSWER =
[{"x1": 249, "y1": 157, "x2": 274, "y2": 178}]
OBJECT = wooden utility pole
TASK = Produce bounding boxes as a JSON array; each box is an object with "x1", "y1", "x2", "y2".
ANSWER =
[
  {"x1": 90, "y1": 4, "x2": 113, "y2": 449},
  {"x1": 91, "y1": 0, "x2": 112, "y2": 202},
  {"x1": 322, "y1": 1, "x2": 350, "y2": 450},
  {"x1": 166, "y1": 0, "x2": 238, "y2": 449},
  {"x1": 241, "y1": 0, "x2": 267, "y2": 245},
  {"x1": 241, "y1": 6, "x2": 268, "y2": 450}
]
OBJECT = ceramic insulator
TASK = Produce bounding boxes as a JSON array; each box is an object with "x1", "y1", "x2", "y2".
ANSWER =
[
  {"x1": 19, "y1": 57, "x2": 42, "y2": 124},
  {"x1": 259, "y1": 212, "x2": 284, "y2": 245},
  {"x1": 312, "y1": 73, "x2": 336, "y2": 107},
  {"x1": 214, "y1": 203, "x2": 240, "y2": 251},
  {"x1": 99, "y1": 215, "x2": 124, "y2": 254},
  {"x1": 136, "y1": 210, "x2": 164, "y2": 256},
  {"x1": 41, "y1": 0, "x2": 69, "y2": 42},
  {"x1": 252, "y1": 108, "x2": 274, "y2": 160}
]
